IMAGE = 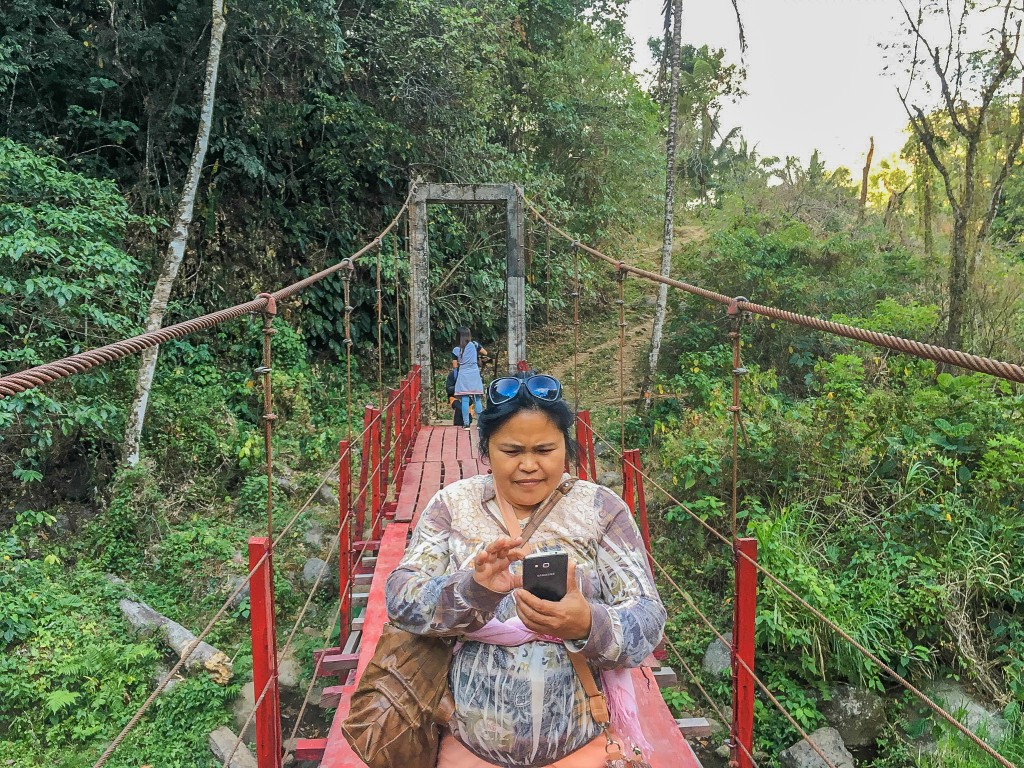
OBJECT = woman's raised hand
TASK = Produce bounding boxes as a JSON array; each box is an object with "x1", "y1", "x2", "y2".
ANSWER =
[
  {"x1": 514, "y1": 559, "x2": 593, "y2": 641},
  {"x1": 472, "y1": 536, "x2": 525, "y2": 594}
]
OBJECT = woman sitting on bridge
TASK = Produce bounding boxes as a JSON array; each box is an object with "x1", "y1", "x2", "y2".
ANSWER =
[{"x1": 386, "y1": 373, "x2": 666, "y2": 767}]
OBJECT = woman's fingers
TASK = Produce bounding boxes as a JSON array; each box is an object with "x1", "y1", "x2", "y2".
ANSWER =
[
  {"x1": 515, "y1": 589, "x2": 558, "y2": 617},
  {"x1": 514, "y1": 593, "x2": 550, "y2": 630},
  {"x1": 485, "y1": 536, "x2": 523, "y2": 557},
  {"x1": 565, "y1": 559, "x2": 579, "y2": 594}
]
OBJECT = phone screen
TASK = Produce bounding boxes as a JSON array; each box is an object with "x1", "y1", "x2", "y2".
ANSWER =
[{"x1": 522, "y1": 552, "x2": 568, "y2": 601}]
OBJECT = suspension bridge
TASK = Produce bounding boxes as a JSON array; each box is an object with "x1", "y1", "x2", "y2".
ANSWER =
[{"x1": 2, "y1": 182, "x2": 1022, "y2": 768}]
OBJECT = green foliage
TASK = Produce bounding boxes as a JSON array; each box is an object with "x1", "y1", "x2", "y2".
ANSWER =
[
  {"x1": 0, "y1": 139, "x2": 147, "y2": 487},
  {"x1": 0, "y1": 561, "x2": 161, "y2": 764},
  {"x1": 92, "y1": 462, "x2": 164, "y2": 572}
]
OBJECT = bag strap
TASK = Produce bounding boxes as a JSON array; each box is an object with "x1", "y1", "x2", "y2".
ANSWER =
[
  {"x1": 567, "y1": 651, "x2": 610, "y2": 725},
  {"x1": 494, "y1": 477, "x2": 576, "y2": 544},
  {"x1": 496, "y1": 477, "x2": 641, "y2": 764},
  {"x1": 493, "y1": 480, "x2": 609, "y2": 725}
]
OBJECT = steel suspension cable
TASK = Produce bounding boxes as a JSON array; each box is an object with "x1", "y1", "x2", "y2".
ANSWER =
[
  {"x1": 92, "y1": 406, "x2": 393, "y2": 768},
  {"x1": 524, "y1": 199, "x2": 1024, "y2": 385},
  {"x1": 617, "y1": 266, "x2": 627, "y2": 453},
  {"x1": 1, "y1": 187, "x2": 416, "y2": 400},
  {"x1": 393, "y1": 231, "x2": 403, "y2": 374},
  {"x1": 585, "y1": 416, "x2": 1018, "y2": 768},
  {"x1": 376, "y1": 241, "x2": 384, "y2": 408},
  {"x1": 572, "y1": 241, "x2": 581, "y2": 411}
]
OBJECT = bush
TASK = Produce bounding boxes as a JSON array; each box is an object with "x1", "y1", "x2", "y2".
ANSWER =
[{"x1": 0, "y1": 139, "x2": 150, "y2": 495}]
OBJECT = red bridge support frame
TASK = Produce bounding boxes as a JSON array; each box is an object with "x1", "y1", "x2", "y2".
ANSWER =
[
  {"x1": 622, "y1": 449, "x2": 652, "y2": 566},
  {"x1": 338, "y1": 440, "x2": 352, "y2": 654},
  {"x1": 248, "y1": 537, "x2": 282, "y2": 768},
  {"x1": 368, "y1": 407, "x2": 383, "y2": 541},
  {"x1": 731, "y1": 537, "x2": 758, "y2": 768},
  {"x1": 574, "y1": 410, "x2": 597, "y2": 480}
]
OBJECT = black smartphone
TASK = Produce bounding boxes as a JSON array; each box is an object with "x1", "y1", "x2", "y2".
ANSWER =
[{"x1": 522, "y1": 552, "x2": 568, "y2": 602}]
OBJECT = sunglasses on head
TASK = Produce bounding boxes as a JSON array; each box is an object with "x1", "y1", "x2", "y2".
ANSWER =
[{"x1": 487, "y1": 375, "x2": 562, "y2": 405}]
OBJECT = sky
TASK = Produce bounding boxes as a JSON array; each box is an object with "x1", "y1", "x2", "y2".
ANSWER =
[{"x1": 623, "y1": 0, "x2": 914, "y2": 172}]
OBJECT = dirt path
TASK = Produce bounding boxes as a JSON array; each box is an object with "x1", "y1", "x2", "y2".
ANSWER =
[{"x1": 528, "y1": 225, "x2": 706, "y2": 414}]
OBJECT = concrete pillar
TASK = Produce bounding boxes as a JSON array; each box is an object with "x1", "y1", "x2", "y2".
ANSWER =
[
  {"x1": 506, "y1": 185, "x2": 526, "y2": 372},
  {"x1": 408, "y1": 190, "x2": 431, "y2": 422}
]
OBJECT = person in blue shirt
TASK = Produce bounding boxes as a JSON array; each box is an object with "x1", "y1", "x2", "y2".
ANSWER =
[{"x1": 452, "y1": 326, "x2": 487, "y2": 431}]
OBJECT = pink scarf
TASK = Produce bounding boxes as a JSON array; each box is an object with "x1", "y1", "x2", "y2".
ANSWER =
[{"x1": 457, "y1": 617, "x2": 652, "y2": 754}]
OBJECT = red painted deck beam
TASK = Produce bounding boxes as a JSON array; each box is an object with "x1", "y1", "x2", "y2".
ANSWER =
[
  {"x1": 732, "y1": 537, "x2": 758, "y2": 768},
  {"x1": 248, "y1": 537, "x2": 282, "y2": 768},
  {"x1": 320, "y1": 522, "x2": 411, "y2": 768},
  {"x1": 294, "y1": 738, "x2": 327, "y2": 761}
]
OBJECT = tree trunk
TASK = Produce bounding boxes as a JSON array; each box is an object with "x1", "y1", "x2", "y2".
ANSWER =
[
  {"x1": 641, "y1": 0, "x2": 683, "y2": 414},
  {"x1": 122, "y1": 0, "x2": 227, "y2": 466},
  {"x1": 858, "y1": 137, "x2": 874, "y2": 220},
  {"x1": 919, "y1": 147, "x2": 935, "y2": 262},
  {"x1": 944, "y1": 214, "x2": 971, "y2": 351},
  {"x1": 119, "y1": 598, "x2": 233, "y2": 684}
]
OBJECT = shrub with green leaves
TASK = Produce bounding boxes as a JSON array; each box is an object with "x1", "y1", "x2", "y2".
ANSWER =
[{"x1": 0, "y1": 138, "x2": 149, "y2": 490}]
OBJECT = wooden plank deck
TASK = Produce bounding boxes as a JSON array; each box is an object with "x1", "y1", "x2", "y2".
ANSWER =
[{"x1": 319, "y1": 425, "x2": 700, "y2": 768}]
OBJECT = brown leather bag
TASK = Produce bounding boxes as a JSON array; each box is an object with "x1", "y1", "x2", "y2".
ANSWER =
[
  {"x1": 341, "y1": 478, "x2": 577, "y2": 768},
  {"x1": 340, "y1": 624, "x2": 455, "y2": 768}
]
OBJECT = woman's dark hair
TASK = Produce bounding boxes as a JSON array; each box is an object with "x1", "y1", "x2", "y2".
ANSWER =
[
  {"x1": 456, "y1": 326, "x2": 472, "y2": 352},
  {"x1": 477, "y1": 385, "x2": 578, "y2": 464}
]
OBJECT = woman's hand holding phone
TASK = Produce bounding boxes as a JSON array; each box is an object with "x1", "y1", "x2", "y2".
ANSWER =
[
  {"x1": 472, "y1": 536, "x2": 525, "y2": 593},
  {"x1": 515, "y1": 559, "x2": 592, "y2": 642}
]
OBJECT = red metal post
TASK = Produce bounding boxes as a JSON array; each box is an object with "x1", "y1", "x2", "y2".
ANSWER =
[
  {"x1": 631, "y1": 450, "x2": 653, "y2": 567},
  {"x1": 383, "y1": 387, "x2": 399, "y2": 497},
  {"x1": 732, "y1": 537, "x2": 758, "y2": 768},
  {"x1": 575, "y1": 410, "x2": 590, "y2": 481},
  {"x1": 403, "y1": 374, "x2": 411, "y2": 456},
  {"x1": 355, "y1": 406, "x2": 373, "y2": 536},
  {"x1": 369, "y1": 407, "x2": 383, "y2": 541},
  {"x1": 248, "y1": 537, "x2": 282, "y2": 768},
  {"x1": 411, "y1": 365, "x2": 422, "y2": 429},
  {"x1": 580, "y1": 411, "x2": 597, "y2": 480},
  {"x1": 338, "y1": 440, "x2": 352, "y2": 653},
  {"x1": 621, "y1": 450, "x2": 636, "y2": 513}
]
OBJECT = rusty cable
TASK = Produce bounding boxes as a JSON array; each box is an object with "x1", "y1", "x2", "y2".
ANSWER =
[
  {"x1": 393, "y1": 230, "x2": 403, "y2": 374},
  {"x1": 172, "y1": 393, "x2": 408, "y2": 767},
  {"x1": 727, "y1": 300, "x2": 748, "y2": 540},
  {"x1": 584, "y1": 418, "x2": 1017, "y2": 768},
  {"x1": 2, "y1": 187, "x2": 415, "y2": 401},
  {"x1": 342, "y1": 259, "x2": 355, "y2": 442},
  {"x1": 222, "y1": 674, "x2": 276, "y2": 768},
  {"x1": 92, "y1": 404, "x2": 392, "y2": 768},
  {"x1": 662, "y1": 634, "x2": 759, "y2": 768},
  {"x1": 376, "y1": 239, "x2": 384, "y2": 408},
  {"x1": 617, "y1": 265, "x2": 627, "y2": 454},
  {"x1": 545, "y1": 225, "x2": 552, "y2": 325},
  {"x1": 572, "y1": 240, "x2": 581, "y2": 412},
  {"x1": 524, "y1": 199, "x2": 1024, "y2": 385},
  {"x1": 651, "y1": 559, "x2": 838, "y2": 768},
  {"x1": 257, "y1": 293, "x2": 278, "y2": 544},
  {"x1": 287, "y1": 602, "x2": 342, "y2": 745}
]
